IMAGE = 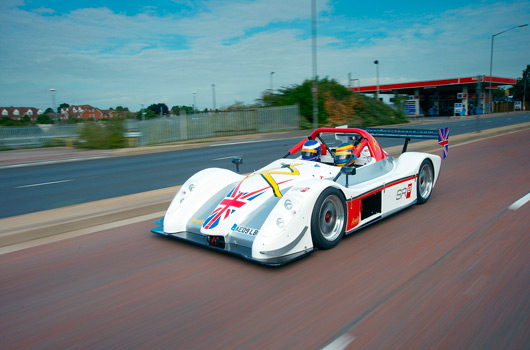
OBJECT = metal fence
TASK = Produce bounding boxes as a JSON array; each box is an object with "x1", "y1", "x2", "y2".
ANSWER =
[
  {"x1": 0, "y1": 105, "x2": 300, "y2": 149},
  {"x1": 125, "y1": 105, "x2": 300, "y2": 146},
  {"x1": 0, "y1": 124, "x2": 79, "y2": 150}
]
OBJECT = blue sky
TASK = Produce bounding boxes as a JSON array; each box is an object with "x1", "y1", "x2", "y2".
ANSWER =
[{"x1": 1, "y1": 0, "x2": 529, "y2": 112}]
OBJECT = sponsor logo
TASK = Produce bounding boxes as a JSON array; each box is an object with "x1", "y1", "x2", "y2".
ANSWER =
[
  {"x1": 191, "y1": 218, "x2": 205, "y2": 225},
  {"x1": 231, "y1": 224, "x2": 259, "y2": 236},
  {"x1": 292, "y1": 186, "x2": 311, "y2": 192},
  {"x1": 396, "y1": 183, "x2": 413, "y2": 200}
]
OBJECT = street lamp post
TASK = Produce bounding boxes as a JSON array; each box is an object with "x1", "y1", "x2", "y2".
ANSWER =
[
  {"x1": 49, "y1": 88, "x2": 57, "y2": 123},
  {"x1": 208, "y1": 84, "x2": 212, "y2": 112},
  {"x1": 488, "y1": 23, "x2": 528, "y2": 113},
  {"x1": 193, "y1": 91, "x2": 196, "y2": 114},
  {"x1": 374, "y1": 60, "x2": 379, "y2": 100},
  {"x1": 270, "y1": 72, "x2": 275, "y2": 92}
]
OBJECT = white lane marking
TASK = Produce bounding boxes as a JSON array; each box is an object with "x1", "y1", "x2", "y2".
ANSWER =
[
  {"x1": 212, "y1": 155, "x2": 240, "y2": 161},
  {"x1": 15, "y1": 179, "x2": 74, "y2": 188},
  {"x1": 508, "y1": 192, "x2": 530, "y2": 210},
  {"x1": 0, "y1": 155, "x2": 109, "y2": 169},
  {"x1": 321, "y1": 334, "x2": 356, "y2": 350}
]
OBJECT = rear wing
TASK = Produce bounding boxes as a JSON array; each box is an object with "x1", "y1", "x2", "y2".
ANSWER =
[{"x1": 365, "y1": 128, "x2": 449, "y2": 158}]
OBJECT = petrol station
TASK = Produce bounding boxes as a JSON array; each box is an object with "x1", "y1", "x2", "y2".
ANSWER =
[{"x1": 352, "y1": 76, "x2": 517, "y2": 116}]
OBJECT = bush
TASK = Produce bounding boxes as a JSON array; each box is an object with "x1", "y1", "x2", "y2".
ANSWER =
[{"x1": 76, "y1": 120, "x2": 126, "y2": 149}]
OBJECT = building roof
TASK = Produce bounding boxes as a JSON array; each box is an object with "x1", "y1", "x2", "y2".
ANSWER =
[{"x1": 1, "y1": 107, "x2": 43, "y2": 117}]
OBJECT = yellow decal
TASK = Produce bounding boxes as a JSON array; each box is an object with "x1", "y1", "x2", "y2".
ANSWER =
[
  {"x1": 191, "y1": 218, "x2": 205, "y2": 225},
  {"x1": 245, "y1": 163, "x2": 302, "y2": 197},
  {"x1": 371, "y1": 136, "x2": 379, "y2": 153}
]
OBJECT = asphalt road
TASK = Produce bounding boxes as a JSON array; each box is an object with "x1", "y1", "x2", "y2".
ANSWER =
[
  {"x1": 1, "y1": 130, "x2": 528, "y2": 349},
  {"x1": 0, "y1": 113, "x2": 529, "y2": 218}
]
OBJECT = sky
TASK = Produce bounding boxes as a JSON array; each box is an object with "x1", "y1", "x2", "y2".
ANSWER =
[{"x1": 1, "y1": 0, "x2": 529, "y2": 112}]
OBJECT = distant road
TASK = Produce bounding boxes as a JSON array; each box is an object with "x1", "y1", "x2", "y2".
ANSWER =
[{"x1": 0, "y1": 112, "x2": 528, "y2": 218}]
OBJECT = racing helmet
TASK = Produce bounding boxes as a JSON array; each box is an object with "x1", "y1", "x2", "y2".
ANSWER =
[
  {"x1": 301, "y1": 140, "x2": 321, "y2": 161},
  {"x1": 335, "y1": 143, "x2": 356, "y2": 167}
]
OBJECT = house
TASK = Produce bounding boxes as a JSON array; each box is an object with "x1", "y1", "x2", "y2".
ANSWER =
[
  {"x1": 0, "y1": 107, "x2": 43, "y2": 121},
  {"x1": 60, "y1": 105, "x2": 117, "y2": 120}
]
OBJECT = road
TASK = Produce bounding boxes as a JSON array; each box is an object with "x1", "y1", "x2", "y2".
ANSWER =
[
  {"x1": 0, "y1": 113, "x2": 529, "y2": 218},
  {"x1": 0, "y1": 130, "x2": 529, "y2": 349}
]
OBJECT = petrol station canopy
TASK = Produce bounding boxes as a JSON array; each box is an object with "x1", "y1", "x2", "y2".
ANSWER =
[{"x1": 351, "y1": 76, "x2": 517, "y2": 116}]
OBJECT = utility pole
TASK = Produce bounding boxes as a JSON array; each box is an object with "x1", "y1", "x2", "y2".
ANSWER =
[{"x1": 311, "y1": 0, "x2": 318, "y2": 130}]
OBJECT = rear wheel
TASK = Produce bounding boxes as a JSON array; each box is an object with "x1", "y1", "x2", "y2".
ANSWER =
[
  {"x1": 311, "y1": 188, "x2": 346, "y2": 249},
  {"x1": 417, "y1": 159, "x2": 434, "y2": 204}
]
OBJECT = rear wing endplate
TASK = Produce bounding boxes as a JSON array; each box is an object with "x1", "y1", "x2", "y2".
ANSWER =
[{"x1": 364, "y1": 128, "x2": 449, "y2": 158}]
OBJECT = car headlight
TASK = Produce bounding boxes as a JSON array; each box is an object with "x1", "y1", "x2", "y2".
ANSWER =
[
  {"x1": 167, "y1": 180, "x2": 197, "y2": 214},
  {"x1": 262, "y1": 195, "x2": 303, "y2": 237}
]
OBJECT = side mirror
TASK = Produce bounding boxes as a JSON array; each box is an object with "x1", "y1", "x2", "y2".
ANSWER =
[
  {"x1": 340, "y1": 166, "x2": 356, "y2": 187},
  {"x1": 232, "y1": 157, "x2": 243, "y2": 173},
  {"x1": 341, "y1": 166, "x2": 356, "y2": 176}
]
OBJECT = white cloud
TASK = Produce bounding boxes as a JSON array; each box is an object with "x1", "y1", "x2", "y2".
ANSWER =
[{"x1": 0, "y1": 0, "x2": 528, "y2": 111}]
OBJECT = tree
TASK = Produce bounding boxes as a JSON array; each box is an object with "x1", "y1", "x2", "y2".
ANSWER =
[
  {"x1": 257, "y1": 77, "x2": 405, "y2": 128},
  {"x1": 512, "y1": 64, "x2": 530, "y2": 102},
  {"x1": 137, "y1": 108, "x2": 156, "y2": 120},
  {"x1": 171, "y1": 105, "x2": 194, "y2": 115},
  {"x1": 147, "y1": 103, "x2": 169, "y2": 117},
  {"x1": 58, "y1": 103, "x2": 69, "y2": 114},
  {"x1": 36, "y1": 114, "x2": 54, "y2": 124}
]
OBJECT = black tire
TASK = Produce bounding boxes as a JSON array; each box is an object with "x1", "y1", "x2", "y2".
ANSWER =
[
  {"x1": 417, "y1": 159, "x2": 434, "y2": 204},
  {"x1": 311, "y1": 187, "x2": 346, "y2": 249}
]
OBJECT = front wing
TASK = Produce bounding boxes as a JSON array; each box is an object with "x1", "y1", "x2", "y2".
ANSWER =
[{"x1": 151, "y1": 218, "x2": 316, "y2": 266}]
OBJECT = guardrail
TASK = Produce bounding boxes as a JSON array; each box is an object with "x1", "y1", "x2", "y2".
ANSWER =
[{"x1": 0, "y1": 125, "x2": 80, "y2": 150}]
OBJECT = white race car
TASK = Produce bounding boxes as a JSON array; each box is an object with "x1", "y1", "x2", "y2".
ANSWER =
[{"x1": 152, "y1": 127, "x2": 449, "y2": 265}]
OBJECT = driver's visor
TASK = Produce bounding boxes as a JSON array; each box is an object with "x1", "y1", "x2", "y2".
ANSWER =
[
  {"x1": 302, "y1": 149, "x2": 317, "y2": 158},
  {"x1": 335, "y1": 151, "x2": 350, "y2": 161}
]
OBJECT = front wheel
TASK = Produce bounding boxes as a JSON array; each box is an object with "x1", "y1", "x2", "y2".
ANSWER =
[
  {"x1": 417, "y1": 159, "x2": 434, "y2": 204},
  {"x1": 311, "y1": 187, "x2": 346, "y2": 249}
]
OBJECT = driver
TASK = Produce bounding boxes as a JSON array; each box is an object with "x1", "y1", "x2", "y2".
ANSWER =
[
  {"x1": 301, "y1": 140, "x2": 322, "y2": 161},
  {"x1": 335, "y1": 142, "x2": 357, "y2": 167}
]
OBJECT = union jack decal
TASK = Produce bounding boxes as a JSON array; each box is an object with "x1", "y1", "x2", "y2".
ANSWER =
[
  {"x1": 203, "y1": 183, "x2": 268, "y2": 230},
  {"x1": 438, "y1": 127, "x2": 449, "y2": 159}
]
